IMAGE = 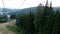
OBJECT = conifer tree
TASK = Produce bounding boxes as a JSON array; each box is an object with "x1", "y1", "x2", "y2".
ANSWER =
[
  {"x1": 39, "y1": 0, "x2": 49, "y2": 34},
  {"x1": 17, "y1": 11, "x2": 35, "y2": 34},
  {"x1": 47, "y1": 1, "x2": 55, "y2": 34},
  {"x1": 39, "y1": 0, "x2": 54, "y2": 34},
  {"x1": 52, "y1": 9, "x2": 60, "y2": 34},
  {"x1": 34, "y1": 3, "x2": 43, "y2": 34},
  {"x1": 28, "y1": 11, "x2": 35, "y2": 34}
]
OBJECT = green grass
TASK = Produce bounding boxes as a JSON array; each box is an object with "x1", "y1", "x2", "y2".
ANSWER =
[{"x1": 7, "y1": 25, "x2": 22, "y2": 34}]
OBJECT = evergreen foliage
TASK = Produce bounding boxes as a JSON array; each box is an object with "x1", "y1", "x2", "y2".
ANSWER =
[{"x1": 15, "y1": 0, "x2": 60, "y2": 34}]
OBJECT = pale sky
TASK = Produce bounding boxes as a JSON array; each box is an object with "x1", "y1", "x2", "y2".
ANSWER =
[{"x1": 0, "y1": 0, "x2": 60, "y2": 9}]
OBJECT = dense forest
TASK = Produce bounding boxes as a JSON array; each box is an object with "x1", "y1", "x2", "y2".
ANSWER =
[{"x1": 15, "y1": 0, "x2": 60, "y2": 34}]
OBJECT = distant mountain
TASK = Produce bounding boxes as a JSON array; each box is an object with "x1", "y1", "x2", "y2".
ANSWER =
[
  {"x1": 0, "y1": 8, "x2": 20, "y2": 15},
  {"x1": 53, "y1": 7, "x2": 60, "y2": 11},
  {"x1": 16, "y1": 7, "x2": 36, "y2": 15},
  {"x1": 16, "y1": 7, "x2": 60, "y2": 15},
  {"x1": 0, "y1": 7, "x2": 60, "y2": 16},
  {"x1": 0, "y1": 7, "x2": 36, "y2": 15}
]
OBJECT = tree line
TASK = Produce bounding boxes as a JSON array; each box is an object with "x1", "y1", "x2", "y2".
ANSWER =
[{"x1": 16, "y1": 0, "x2": 60, "y2": 34}]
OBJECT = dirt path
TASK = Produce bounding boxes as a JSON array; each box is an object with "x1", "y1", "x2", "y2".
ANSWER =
[{"x1": 0, "y1": 20, "x2": 16, "y2": 34}]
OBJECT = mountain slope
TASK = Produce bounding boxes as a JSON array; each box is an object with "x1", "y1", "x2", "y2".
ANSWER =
[{"x1": 0, "y1": 7, "x2": 60, "y2": 15}]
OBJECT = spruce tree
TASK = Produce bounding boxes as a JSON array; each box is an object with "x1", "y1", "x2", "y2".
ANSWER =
[
  {"x1": 28, "y1": 11, "x2": 35, "y2": 34},
  {"x1": 39, "y1": 0, "x2": 49, "y2": 34},
  {"x1": 34, "y1": 3, "x2": 43, "y2": 34},
  {"x1": 47, "y1": 1, "x2": 55, "y2": 34},
  {"x1": 39, "y1": 0, "x2": 54, "y2": 34},
  {"x1": 16, "y1": 11, "x2": 35, "y2": 34},
  {"x1": 52, "y1": 9, "x2": 60, "y2": 34}
]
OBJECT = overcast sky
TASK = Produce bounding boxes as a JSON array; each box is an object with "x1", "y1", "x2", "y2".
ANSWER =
[{"x1": 0, "y1": 0, "x2": 60, "y2": 9}]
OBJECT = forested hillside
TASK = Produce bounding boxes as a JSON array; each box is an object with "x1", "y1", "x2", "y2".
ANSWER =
[{"x1": 13, "y1": 0, "x2": 60, "y2": 34}]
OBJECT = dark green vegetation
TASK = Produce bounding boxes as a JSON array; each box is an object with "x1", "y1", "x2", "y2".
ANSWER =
[
  {"x1": 8, "y1": 0, "x2": 60, "y2": 34},
  {"x1": 0, "y1": 14, "x2": 16, "y2": 23},
  {"x1": 0, "y1": 16, "x2": 7, "y2": 23},
  {"x1": 10, "y1": 14, "x2": 16, "y2": 20}
]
